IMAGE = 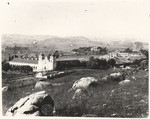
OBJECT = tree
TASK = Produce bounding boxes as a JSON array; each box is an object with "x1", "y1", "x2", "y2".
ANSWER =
[
  {"x1": 87, "y1": 56, "x2": 108, "y2": 69},
  {"x1": 2, "y1": 61, "x2": 11, "y2": 71},
  {"x1": 101, "y1": 47, "x2": 108, "y2": 54},
  {"x1": 97, "y1": 46, "x2": 102, "y2": 54},
  {"x1": 54, "y1": 50, "x2": 59, "y2": 58},
  {"x1": 140, "y1": 60, "x2": 148, "y2": 68},
  {"x1": 140, "y1": 49, "x2": 148, "y2": 59},
  {"x1": 133, "y1": 59, "x2": 143, "y2": 66},
  {"x1": 25, "y1": 54, "x2": 28, "y2": 58},
  {"x1": 99, "y1": 59, "x2": 108, "y2": 69},
  {"x1": 124, "y1": 48, "x2": 132, "y2": 53},
  {"x1": 36, "y1": 54, "x2": 38, "y2": 59},
  {"x1": 108, "y1": 59, "x2": 116, "y2": 67},
  {"x1": 8, "y1": 55, "x2": 14, "y2": 61},
  {"x1": 87, "y1": 56, "x2": 98, "y2": 69}
]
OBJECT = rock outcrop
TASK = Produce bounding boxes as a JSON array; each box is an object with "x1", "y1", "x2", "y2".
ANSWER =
[{"x1": 6, "y1": 91, "x2": 55, "y2": 116}]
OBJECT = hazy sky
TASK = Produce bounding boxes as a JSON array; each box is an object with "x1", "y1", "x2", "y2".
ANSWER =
[{"x1": 0, "y1": 0, "x2": 150, "y2": 41}]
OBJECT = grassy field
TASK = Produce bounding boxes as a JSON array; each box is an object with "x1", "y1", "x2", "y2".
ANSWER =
[{"x1": 2, "y1": 68, "x2": 148, "y2": 117}]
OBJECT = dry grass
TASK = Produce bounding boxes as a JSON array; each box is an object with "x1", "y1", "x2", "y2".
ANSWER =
[{"x1": 2, "y1": 68, "x2": 148, "y2": 117}]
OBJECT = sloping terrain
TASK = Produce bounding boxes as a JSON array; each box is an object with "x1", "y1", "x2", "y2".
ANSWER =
[{"x1": 3, "y1": 68, "x2": 148, "y2": 117}]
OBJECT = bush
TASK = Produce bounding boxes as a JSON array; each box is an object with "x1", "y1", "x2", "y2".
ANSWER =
[
  {"x1": 2, "y1": 62, "x2": 11, "y2": 71},
  {"x1": 107, "y1": 59, "x2": 116, "y2": 67},
  {"x1": 132, "y1": 58, "x2": 144, "y2": 66},
  {"x1": 3, "y1": 64, "x2": 33, "y2": 73},
  {"x1": 56, "y1": 60, "x2": 83, "y2": 70},
  {"x1": 140, "y1": 60, "x2": 148, "y2": 68},
  {"x1": 140, "y1": 49, "x2": 148, "y2": 59},
  {"x1": 87, "y1": 56, "x2": 108, "y2": 69}
]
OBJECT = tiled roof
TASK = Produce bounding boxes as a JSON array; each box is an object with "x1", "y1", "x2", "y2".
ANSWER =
[
  {"x1": 9, "y1": 58, "x2": 38, "y2": 64},
  {"x1": 9, "y1": 57, "x2": 87, "y2": 65},
  {"x1": 56, "y1": 57, "x2": 88, "y2": 61}
]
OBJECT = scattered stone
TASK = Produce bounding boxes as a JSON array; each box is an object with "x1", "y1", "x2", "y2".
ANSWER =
[
  {"x1": 132, "y1": 76, "x2": 136, "y2": 80},
  {"x1": 102, "y1": 76, "x2": 108, "y2": 81},
  {"x1": 140, "y1": 100, "x2": 145, "y2": 103},
  {"x1": 127, "y1": 113, "x2": 132, "y2": 116},
  {"x1": 2, "y1": 86, "x2": 9, "y2": 93},
  {"x1": 111, "y1": 113, "x2": 117, "y2": 116},
  {"x1": 126, "y1": 92, "x2": 131, "y2": 95},
  {"x1": 82, "y1": 114, "x2": 98, "y2": 117},
  {"x1": 102, "y1": 103, "x2": 106, "y2": 107},
  {"x1": 119, "y1": 79, "x2": 130, "y2": 85},
  {"x1": 35, "y1": 81, "x2": 52, "y2": 90},
  {"x1": 111, "y1": 89, "x2": 115, "y2": 93},
  {"x1": 108, "y1": 72, "x2": 126, "y2": 81},
  {"x1": 134, "y1": 94, "x2": 138, "y2": 97},
  {"x1": 36, "y1": 72, "x2": 47, "y2": 78}
]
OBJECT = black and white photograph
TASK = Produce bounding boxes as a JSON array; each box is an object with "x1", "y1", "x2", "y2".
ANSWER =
[{"x1": 1, "y1": 0, "x2": 149, "y2": 118}]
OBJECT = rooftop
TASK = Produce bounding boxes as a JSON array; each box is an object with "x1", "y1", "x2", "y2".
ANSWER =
[
  {"x1": 9, "y1": 57, "x2": 83, "y2": 64},
  {"x1": 9, "y1": 58, "x2": 38, "y2": 64}
]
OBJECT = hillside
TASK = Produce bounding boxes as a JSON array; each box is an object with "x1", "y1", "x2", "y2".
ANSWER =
[
  {"x1": 2, "y1": 34, "x2": 148, "y2": 54},
  {"x1": 2, "y1": 34, "x2": 101, "y2": 52}
]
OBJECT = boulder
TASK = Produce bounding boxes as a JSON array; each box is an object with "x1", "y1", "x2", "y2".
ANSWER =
[
  {"x1": 35, "y1": 81, "x2": 52, "y2": 90},
  {"x1": 36, "y1": 72, "x2": 43, "y2": 78},
  {"x1": 101, "y1": 76, "x2": 108, "y2": 81},
  {"x1": 119, "y1": 79, "x2": 130, "y2": 85},
  {"x1": 6, "y1": 91, "x2": 55, "y2": 116},
  {"x1": 68, "y1": 77, "x2": 98, "y2": 92},
  {"x1": 108, "y1": 72, "x2": 126, "y2": 81},
  {"x1": 36, "y1": 72, "x2": 47, "y2": 79}
]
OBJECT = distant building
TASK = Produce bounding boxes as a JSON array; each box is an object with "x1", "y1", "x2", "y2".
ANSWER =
[
  {"x1": 8, "y1": 53, "x2": 57, "y2": 72},
  {"x1": 91, "y1": 47, "x2": 98, "y2": 51},
  {"x1": 118, "y1": 52, "x2": 129, "y2": 57},
  {"x1": 107, "y1": 50, "x2": 119, "y2": 59},
  {"x1": 99, "y1": 54, "x2": 110, "y2": 60}
]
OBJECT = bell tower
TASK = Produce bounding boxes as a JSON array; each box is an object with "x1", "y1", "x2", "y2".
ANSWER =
[
  {"x1": 37, "y1": 53, "x2": 44, "y2": 71},
  {"x1": 49, "y1": 53, "x2": 56, "y2": 70}
]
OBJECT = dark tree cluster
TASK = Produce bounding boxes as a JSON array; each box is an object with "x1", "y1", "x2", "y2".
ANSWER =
[
  {"x1": 87, "y1": 56, "x2": 116, "y2": 69},
  {"x1": 56, "y1": 60, "x2": 86, "y2": 70},
  {"x1": 107, "y1": 58, "x2": 116, "y2": 67},
  {"x1": 140, "y1": 49, "x2": 148, "y2": 59},
  {"x1": 72, "y1": 47, "x2": 91, "y2": 55},
  {"x1": 132, "y1": 58, "x2": 145, "y2": 66},
  {"x1": 5, "y1": 45, "x2": 29, "y2": 54},
  {"x1": 96, "y1": 46, "x2": 108, "y2": 55},
  {"x1": 2, "y1": 60, "x2": 11, "y2": 71},
  {"x1": 124, "y1": 48, "x2": 133, "y2": 53},
  {"x1": 10, "y1": 65, "x2": 33, "y2": 73},
  {"x1": 72, "y1": 46, "x2": 108, "y2": 55},
  {"x1": 2, "y1": 61, "x2": 33, "y2": 73},
  {"x1": 56, "y1": 56, "x2": 116, "y2": 70}
]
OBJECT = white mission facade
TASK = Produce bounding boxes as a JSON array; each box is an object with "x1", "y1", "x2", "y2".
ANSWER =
[{"x1": 9, "y1": 53, "x2": 57, "y2": 72}]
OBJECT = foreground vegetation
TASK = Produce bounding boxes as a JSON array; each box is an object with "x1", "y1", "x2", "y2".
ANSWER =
[{"x1": 3, "y1": 68, "x2": 148, "y2": 117}]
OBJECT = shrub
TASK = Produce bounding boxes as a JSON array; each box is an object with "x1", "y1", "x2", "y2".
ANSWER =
[
  {"x1": 107, "y1": 59, "x2": 116, "y2": 67},
  {"x1": 2, "y1": 61, "x2": 11, "y2": 71},
  {"x1": 87, "y1": 56, "x2": 108, "y2": 69}
]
